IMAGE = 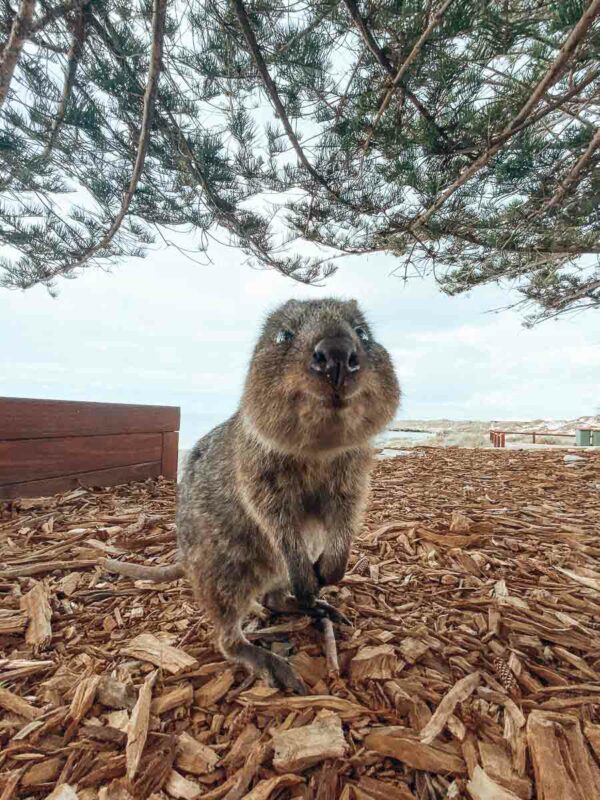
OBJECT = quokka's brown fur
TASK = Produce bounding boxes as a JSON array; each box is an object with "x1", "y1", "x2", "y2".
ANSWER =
[{"x1": 104, "y1": 298, "x2": 399, "y2": 692}]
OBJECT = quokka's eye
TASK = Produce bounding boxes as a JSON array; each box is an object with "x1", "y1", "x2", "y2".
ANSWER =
[
  {"x1": 355, "y1": 326, "x2": 369, "y2": 344},
  {"x1": 275, "y1": 329, "x2": 294, "y2": 344}
]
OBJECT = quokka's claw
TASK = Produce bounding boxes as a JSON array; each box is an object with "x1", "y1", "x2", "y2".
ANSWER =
[{"x1": 302, "y1": 599, "x2": 352, "y2": 627}]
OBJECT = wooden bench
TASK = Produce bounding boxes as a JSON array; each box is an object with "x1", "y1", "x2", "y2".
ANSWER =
[
  {"x1": 489, "y1": 430, "x2": 574, "y2": 448},
  {"x1": 0, "y1": 397, "x2": 180, "y2": 500}
]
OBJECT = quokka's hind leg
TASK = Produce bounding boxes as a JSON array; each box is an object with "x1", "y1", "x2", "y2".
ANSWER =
[
  {"x1": 219, "y1": 622, "x2": 306, "y2": 695},
  {"x1": 187, "y1": 567, "x2": 306, "y2": 695}
]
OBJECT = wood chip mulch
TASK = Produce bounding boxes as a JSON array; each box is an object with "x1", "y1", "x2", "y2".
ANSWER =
[{"x1": 1, "y1": 447, "x2": 600, "y2": 800}]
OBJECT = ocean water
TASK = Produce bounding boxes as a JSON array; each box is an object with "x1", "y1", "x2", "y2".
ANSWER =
[{"x1": 374, "y1": 428, "x2": 434, "y2": 446}]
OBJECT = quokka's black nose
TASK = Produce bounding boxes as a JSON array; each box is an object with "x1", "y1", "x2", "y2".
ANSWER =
[{"x1": 310, "y1": 337, "x2": 360, "y2": 388}]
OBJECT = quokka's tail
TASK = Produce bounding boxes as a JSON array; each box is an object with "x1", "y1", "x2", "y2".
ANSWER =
[{"x1": 101, "y1": 557, "x2": 185, "y2": 581}]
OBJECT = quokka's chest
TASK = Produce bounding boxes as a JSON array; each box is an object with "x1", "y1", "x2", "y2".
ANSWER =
[{"x1": 300, "y1": 516, "x2": 328, "y2": 563}]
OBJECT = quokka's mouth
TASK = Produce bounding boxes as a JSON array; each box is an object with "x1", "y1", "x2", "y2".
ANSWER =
[{"x1": 331, "y1": 393, "x2": 348, "y2": 410}]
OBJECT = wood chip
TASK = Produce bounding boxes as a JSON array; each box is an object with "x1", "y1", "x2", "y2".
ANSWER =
[
  {"x1": 365, "y1": 726, "x2": 466, "y2": 774},
  {"x1": 64, "y1": 674, "x2": 102, "y2": 742},
  {"x1": 321, "y1": 617, "x2": 340, "y2": 675},
  {"x1": 175, "y1": 731, "x2": 219, "y2": 775},
  {"x1": 467, "y1": 765, "x2": 523, "y2": 800},
  {"x1": 449, "y1": 511, "x2": 472, "y2": 533},
  {"x1": 527, "y1": 710, "x2": 600, "y2": 799},
  {"x1": 58, "y1": 572, "x2": 82, "y2": 596},
  {"x1": 45, "y1": 786, "x2": 79, "y2": 800},
  {"x1": 272, "y1": 712, "x2": 346, "y2": 772},
  {"x1": 126, "y1": 669, "x2": 158, "y2": 780},
  {"x1": 0, "y1": 686, "x2": 40, "y2": 720},
  {"x1": 0, "y1": 608, "x2": 28, "y2": 634},
  {"x1": 290, "y1": 652, "x2": 327, "y2": 687},
  {"x1": 220, "y1": 723, "x2": 262, "y2": 770},
  {"x1": 195, "y1": 669, "x2": 235, "y2": 707},
  {"x1": 20, "y1": 581, "x2": 52, "y2": 648},
  {"x1": 357, "y1": 777, "x2": 417, "y2": 799},
  {"x1": 97, "y1": 676, "x2": 137, "y2": 710},
  {"x1": 238, "y1": 690, "x2": 372, "y2": 720},
  {"x1": 165, "y1": 770, "x2": 202, "y2": 800},
  {"x1": 121, "y1": 633, "x2": 197, "y2": 674},
  {"x1": 420, "y1": 672, "x2": 480, "y2": 744},
  {"x1": 243, "y1": 774, "x2": 303, "y2": 800},
  {"x1": 478, "y1": 742, "x2": 532, "y2": 799},
  {"x1": 398, "y1": 637, "x2": 429, "y2": 664},
  {"x1": 351, "y1": 644, "x2": 396, "y2": 681},
  {"x1": 151, "y1": 682, "x2": 193, "y2": 715}
]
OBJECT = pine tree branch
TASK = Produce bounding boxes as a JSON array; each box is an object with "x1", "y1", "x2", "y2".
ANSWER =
[
  {"x1": 42, "y1": 0, "x2": 88, "y2": 158},
  {"x1": 229, "y1": 0, "x2": 360, "y2": 210},
  {"x1": 0, "y1": 0, "x2": 34, "y2": 109},
  {"x1": 64, "y1": 0, "x2": 167, "y2": 271},
  {"x1": 363, "y1": 0, "x2": 456, "y2": 153},
  {"x1": 342, "y1": 0, "x2": 452, "y2": 147},
  {"x1": 29, "y1": 0, "x2": 90, "y2": 33},
  {"x1": 541, "y1": 126, "x2": 600, "y2": 214},
  {"x1": 516, "y1": 67, "x2": 600, "y2": 135},
  {"x1": 413, "y1": 0, "x2": 600, "y2": 229},
  {"x1": 551, "y1": 278, "x2": 600, "y2": 308},
  {"x1": 450, "y1": 230, "x2": 600, "y2": 256},
  {"x1": 88, "y1": 11, "x2": 319, "y2": 283}
]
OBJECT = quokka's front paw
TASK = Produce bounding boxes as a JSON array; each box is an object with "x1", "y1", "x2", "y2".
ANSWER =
[{"x1": 310, "y1": 598, "x2": 351, "y2": 627}]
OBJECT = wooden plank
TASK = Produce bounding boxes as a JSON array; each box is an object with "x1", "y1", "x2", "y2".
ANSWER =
[
  {"x1": 0, "y1": 461, "x2": 162, "y2": 500},
  {"x1": 0, "y1": 433, "x2": 162, "y2": 485},
  {"x1": 0, "y1": 397, "x2": 180, "y2": 440},
  {"x1": 161, "y1": 432, "x2": 179, "y2": 480}
]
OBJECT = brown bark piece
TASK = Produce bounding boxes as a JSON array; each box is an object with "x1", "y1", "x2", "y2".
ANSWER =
[
  {"x1": 220, "y1": 723, "x2": 262, "y2": 770},
  {"x1": 98, "y1": 781, "x2": 135, "y2": 800},
  {"x1": 126, "y1": 669, "x2": 158, "y2": 780},
  {"x1": 97, "y1": 676, "x2": 137, "y2": 710},
  {"x1": 365, "y1": 726, "x2": 466, "y2": 774},
  {"x1": 238, "y1": 690, "x2": 373, "y2": 719},
  {"x1": 21, "y1": 756, "x2": 64, "y2": 787},
  {"x1": 420, "y1": 672, "x2": 480, "y2": 744},
  {"x1": 321, "y1": 617, "x2": 340, "y2": 674},
  {"x1": 398, "y1": 637, "x2": 429, "y2": 664},
  {"x1": 194, "y1": 669, "x2": 235, "y2": 706},
  {"x1": 202, "y1": 740, "x2": 268, "y2": 800},
  {"x1": 151, "y1": 682, "x2": 193, "y2": 714},
  {"x1": 0, "y1": 686, "x2": 40, "y2": 720},
  {"x1": 289, "y1": 652, "x2": 327, "y2": 687},
  {"x1": 272, "y1": 713, "x2": 347, "y2": 772},
  {"x1": 478, "y1": 742, "x2": 532, "y2": 799},
  {"x1": 357, "y1": 776, "x2": 417, "y2": 799},
  {"x1": 244, "y1": 775, "x2": 303, "y2": 800},
  {"x1": 45, "y1": 786, "x2": 79, "y2": 800},
  {"x1": 20, "y1": 581, "x2": 52, "y2": 648},
  {"x1": 165, "y1": 770, "x2": 202, "y2": 800},
  {"x1": 584, "y1": 722, "x2": 600, "y2": 761},
  {"x1": 351, "y1": 644, "x2": 396, "y2": 681},
  {"x1": 467, "y1": 765, "x2": 523, "y2": 800},
  {"x1": 63, "y1": 674, "x2": 102, "y2": 742},
  {"x1": 175, "y1": 731, "x2": 219, "y2": 775},
  {"x1": 0, "y1": 608, "x2": 28, "y2": 634},
  {"x1": 526, "y1": 710, "x2": 600, "y2": 800},
  {"x1": 450, "y1": 511, "x2": 472, "y2": 533},
  {"x1": 121, "y1": 633, "x2": 197, "y2": 674}
]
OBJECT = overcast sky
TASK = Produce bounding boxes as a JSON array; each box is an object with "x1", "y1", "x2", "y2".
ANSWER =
[{"x1": 1, "y1": 236, "x2": 598, "y2": 447}]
